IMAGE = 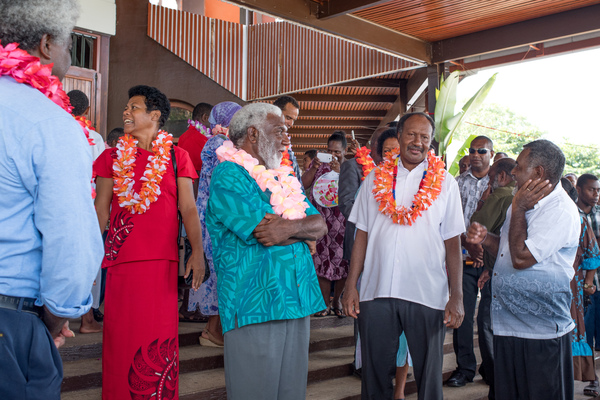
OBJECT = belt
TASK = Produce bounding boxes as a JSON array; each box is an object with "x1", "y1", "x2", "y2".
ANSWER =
[{"x1": 0, "y1": 295, "x2": 42, "y2": 317}]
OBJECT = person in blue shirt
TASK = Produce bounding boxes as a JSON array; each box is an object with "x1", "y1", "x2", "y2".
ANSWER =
[
  {"x1": 206, "y1": 103, "x2": 327, "y2": 400},
  {"x1": 0, "y1": 1, "x2": 104, "y2": 399}
]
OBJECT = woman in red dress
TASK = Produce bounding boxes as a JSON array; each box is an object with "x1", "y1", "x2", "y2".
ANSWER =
[{"x1": 94, "y1": 85, "x2": 204, "y2": 400}]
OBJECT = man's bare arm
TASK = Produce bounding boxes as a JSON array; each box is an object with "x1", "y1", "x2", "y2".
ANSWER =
[
  {"x1": 342, "y1": 229, "x2": 368, "y2": 319},
  {"x1": 252, "y1": 213, "x2": 327, "y2": 247},
  {"x1": 443, "y1": 235, "x2": 464, "y2": 329}
]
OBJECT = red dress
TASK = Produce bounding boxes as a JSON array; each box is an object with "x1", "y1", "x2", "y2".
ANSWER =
[{"x1": 94, "y1": 145, "x2": 197, "y2": 400}]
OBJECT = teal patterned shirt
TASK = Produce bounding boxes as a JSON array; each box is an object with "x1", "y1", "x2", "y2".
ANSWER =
[{"x1": 206, "y1": 161, "x2": 326, "y2": 333}]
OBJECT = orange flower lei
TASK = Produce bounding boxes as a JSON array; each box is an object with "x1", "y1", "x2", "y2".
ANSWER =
[
  {"x1": 372, "y1": 150, "x2": 445, "y2": 225},
  {"x1": 113, "y1": 131, "x2": 173, "y2": 214},
  {"x1": 355, "y1": 146, "x2": 375, "y2": 180},
  {"x1": 281, "y1": 148, "x2": 293, "y2": 168}
]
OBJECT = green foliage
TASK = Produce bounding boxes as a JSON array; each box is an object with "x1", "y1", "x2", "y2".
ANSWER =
[
  {"x1": 434, "y1": 71, "x2": 497, "y2": 159},
  {"x1": 448, "y1": 134, "x2": 477, "y2": 176},
  {"x1": 450, "y1": 103, "x2": 600, "y2": 177},
  {"x1": 451, "y1": 103, "x2": 543, "y2": 159},
  {"x1": 561, "y1": 142, "x2": 600, "y2": 177}
]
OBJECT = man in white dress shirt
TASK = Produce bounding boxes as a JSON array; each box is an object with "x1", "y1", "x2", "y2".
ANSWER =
[
  {"x1": 343, "y1": 112, "x2": 465, "y2": 400},
  {"x1": 466, "y1": 139, "x2": 579, "y2": 400}
]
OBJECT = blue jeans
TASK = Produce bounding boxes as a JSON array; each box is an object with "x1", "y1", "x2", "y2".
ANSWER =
[{"x1": 585, "y1": 291, "x2": 600, "y2": 350}]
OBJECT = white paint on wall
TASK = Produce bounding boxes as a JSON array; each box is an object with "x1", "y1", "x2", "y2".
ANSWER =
[{"x1": 77, "y1": 0, "x2": 116, "y2": 36}]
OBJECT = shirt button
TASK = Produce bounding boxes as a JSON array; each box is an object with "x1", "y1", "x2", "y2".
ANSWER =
[
  {"x1": 297, "y1": 284, "x2": 300, "y2": 287},
  {"x1": 494, "y1": 273, "x2": 497, "y2": 276},
  {"x1": 493, "y1": 295, "x2": 496, "y2": 298},
  {"x1": 500, "y1": 254, "x2": 503, "y2": 257}
]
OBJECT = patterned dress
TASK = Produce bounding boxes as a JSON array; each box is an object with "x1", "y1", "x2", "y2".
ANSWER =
[
  {"x1": 307, "y1": 161, "x2": 349, "y2": 281},
  {"x1": 187, "y1": 135, "x2": 227, "y2": 315},
  {"x1": 94, "y1": 146, "x2": 197, "y2": 400},
  {"x1": 571, "y1": 217, "x2": 600, "y2": 381}
]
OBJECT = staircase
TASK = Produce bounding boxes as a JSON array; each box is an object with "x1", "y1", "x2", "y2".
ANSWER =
[{"x1": 60, "y1": 314, "x2": 597, "y2": 400}]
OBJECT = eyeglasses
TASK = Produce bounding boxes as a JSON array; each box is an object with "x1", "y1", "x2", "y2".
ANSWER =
[{"x1": 468, "y1": 148, "x2": 489, "y2": 155}]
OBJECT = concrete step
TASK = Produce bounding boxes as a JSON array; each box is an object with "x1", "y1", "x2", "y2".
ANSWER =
[
  {"x1": 60, "y1": 314, "x2": 354, "y2": 362},
  {"x1": 61, "y1": 317, "x2": 354, "y2": 393},
  {"x1": 62, "y1": 345, "x2": 355, "y2": 400}
]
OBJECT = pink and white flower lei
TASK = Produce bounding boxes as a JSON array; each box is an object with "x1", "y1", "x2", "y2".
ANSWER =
[
  {"x1": 187, "y1": 119, "x2": 212, "y2": 138},
  {"x1": 216, "y1": 140, "x2": 308, "y2": 220},
  {"x1": 113, "y1": 130, "x2": 173, "y2": 214},
  {"x1": 212, "y1": 124, "x2": 229, "y2": 137}
]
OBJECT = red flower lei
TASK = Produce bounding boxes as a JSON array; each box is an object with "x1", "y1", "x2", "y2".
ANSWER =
[
  {"x1": 372, "y1": 150, "x2": 446, "y2": 225},
  {"x1": 355, "y1": 146, "x2": 375, "y2": 180},
  {"x1": 0, "y1": 42, "x2": 96, "y2": 194}
]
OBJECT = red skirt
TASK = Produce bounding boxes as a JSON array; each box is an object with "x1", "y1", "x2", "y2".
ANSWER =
[{"x1": 102, "y1": 260, "x2": 179, "y2": 400}]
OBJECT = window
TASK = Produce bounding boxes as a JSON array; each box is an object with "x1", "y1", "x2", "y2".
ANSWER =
[
  {"x1": 164, "y1": 101, "x2": 193, "y2": 140},
  {"x1": 70, "y1": 32, "x2": 96, "y2": 69}
]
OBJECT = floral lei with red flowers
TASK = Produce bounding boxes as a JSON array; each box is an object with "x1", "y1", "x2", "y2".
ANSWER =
[
  {"x1": 0, "y1": 42, "x2": 96, "y2": 194},
  {"x1": 372, "y1": 150, "x2": 445, "y2": 225},
  {"x1": 355, "y1": 146, "x2": 376, "y2": 180}
]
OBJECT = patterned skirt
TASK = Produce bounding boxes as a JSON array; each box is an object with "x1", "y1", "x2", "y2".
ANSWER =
[
  {"x1": 102, "y1": 260, "x2": 179, "y2": 400},
  {"x1": 313, "y1": 205, "x2": 349, "y2": 281}
]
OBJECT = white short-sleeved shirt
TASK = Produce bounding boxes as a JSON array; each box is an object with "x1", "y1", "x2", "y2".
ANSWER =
[
  {"x1": 349, "y1": 157, "x2": 465, "y2": 310},
  {"x1": 492, "y1": 184, "x2": 580, "y2": 339},
  {"x1": 88, "y1": 129, "x2": 105, "y2": 161}
]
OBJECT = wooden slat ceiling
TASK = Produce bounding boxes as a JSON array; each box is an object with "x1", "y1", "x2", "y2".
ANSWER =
[
  {"x1": 269, "y1": 70, "x2": 416, "y2": 156},
  {"x1": 352, "y1": 0, "x2": 600, "y2": 42},
  {"x1": 233, "y1": 0, "x2": 600, "y2": 156}
]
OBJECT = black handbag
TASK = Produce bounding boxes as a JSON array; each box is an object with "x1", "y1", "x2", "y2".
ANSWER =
[{"x1": 171, "y1": 147, "x2": 210, "y2": 288}]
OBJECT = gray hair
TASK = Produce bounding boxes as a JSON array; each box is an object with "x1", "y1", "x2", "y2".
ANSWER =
[
  {"x1": 0, "y1": 0, "x2": 80, "y2": 50},
  {"x1": 523, "y1": 139, "x2": 565, "y2": 185},
  {"x1": 228, "y1": 103, "x2": 282, "y2": 147}
]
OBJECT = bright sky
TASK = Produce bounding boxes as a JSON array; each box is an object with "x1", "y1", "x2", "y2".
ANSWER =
[{"x1": 457, "y1": 46, "x2": 600, "y2": 148}]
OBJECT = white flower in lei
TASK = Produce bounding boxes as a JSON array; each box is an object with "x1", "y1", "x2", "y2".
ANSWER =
[{"x1": 113, "y1": 130, "x2": 174, "y2": 214}]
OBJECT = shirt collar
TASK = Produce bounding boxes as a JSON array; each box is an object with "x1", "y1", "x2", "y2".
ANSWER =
[
  {"x1": 533, "y1": 183, "x2": 562, "y2": 210},
  {"x1": 397, "y1": 155, "x2": 427, "y2": 173}
]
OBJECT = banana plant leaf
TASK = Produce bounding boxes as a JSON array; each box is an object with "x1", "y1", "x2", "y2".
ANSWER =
[
  {"x1": 434, "y1": 72, "x2": 459, "y2": 144},
  {"x1": 448, "y1": 134, "x2": 477, "y2": 176},
  {"x1": 438, "y1": 73, "x2": 497, "y2": 157}
]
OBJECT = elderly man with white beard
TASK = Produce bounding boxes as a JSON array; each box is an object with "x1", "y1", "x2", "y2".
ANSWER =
[{"x1": 206, "y1": 103, "x2": 328, "y2": 400}]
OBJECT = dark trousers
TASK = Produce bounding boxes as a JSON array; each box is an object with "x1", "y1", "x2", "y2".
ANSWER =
[
  {"x1": 453, "y1": 265, "x2": 494, "y2": 382},
  {"x1": 494, "y1": 332, "x2": 573, "y2": 400},
  {"x1": 0, "y1": 307, "x2": 63, "y2": 400},
  {"x1": 585, "y1": 291, "x2": 600, "y2": 350},
  {"x1": 477, "y1": 276, "x2": 495, "y2": 398},
  {"x1": 359, "y1": 298, "x2": 445, "y2": 400}
]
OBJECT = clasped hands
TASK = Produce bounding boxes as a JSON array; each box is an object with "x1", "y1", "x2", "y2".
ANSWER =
[{"x1": 253, "y1": 213, "x2": 316, "y2": 253}]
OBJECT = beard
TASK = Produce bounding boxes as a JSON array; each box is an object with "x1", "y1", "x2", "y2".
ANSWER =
[
  {"x1": 491, "y1": 175, "x2": 499, "y2": 191},
  {"x1": 257, "y1": 131, "x2": 282, "y2": 170}
]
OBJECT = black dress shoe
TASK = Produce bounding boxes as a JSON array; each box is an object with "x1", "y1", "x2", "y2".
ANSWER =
[{"x1": 446, "y1": 371, "x2": 472, "y2": 387}]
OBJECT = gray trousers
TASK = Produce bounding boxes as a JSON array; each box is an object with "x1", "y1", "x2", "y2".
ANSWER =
[
  {"x1": 359, "y1": 298, "x2": 446, "y2": 400},
  {"x1": 223, "y1": 316, "x2": 310, "y2": 400}
]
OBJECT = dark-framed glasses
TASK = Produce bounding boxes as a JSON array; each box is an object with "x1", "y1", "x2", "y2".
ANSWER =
[{"x1": 468, "y1": 148, "x2": 489, "y2": 155}]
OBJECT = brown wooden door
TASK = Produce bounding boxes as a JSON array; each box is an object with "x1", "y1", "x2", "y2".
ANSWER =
[{"x1": 62, "y1": 66, "x2": 103, "y2": 138}]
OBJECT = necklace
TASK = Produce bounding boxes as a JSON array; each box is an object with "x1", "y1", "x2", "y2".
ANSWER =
[
  {"x1": 216, "y1": 140, "x2": 308, "y2": 219},
  {"x1": 355, "y1": 146, "x2": 376, "y2": 180},
  {"x1": 113, "y1": 131, "x2": 173, "y2": 214},
  {"x1": 187, "y1": 119, "x2": 212, "y2": 138},
  {"x1": 372, "y1": 150, "x2": 445, "y2": 225},
  {"x1": 0, "y1": 42, "x2": 95, "y2": 191}
]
